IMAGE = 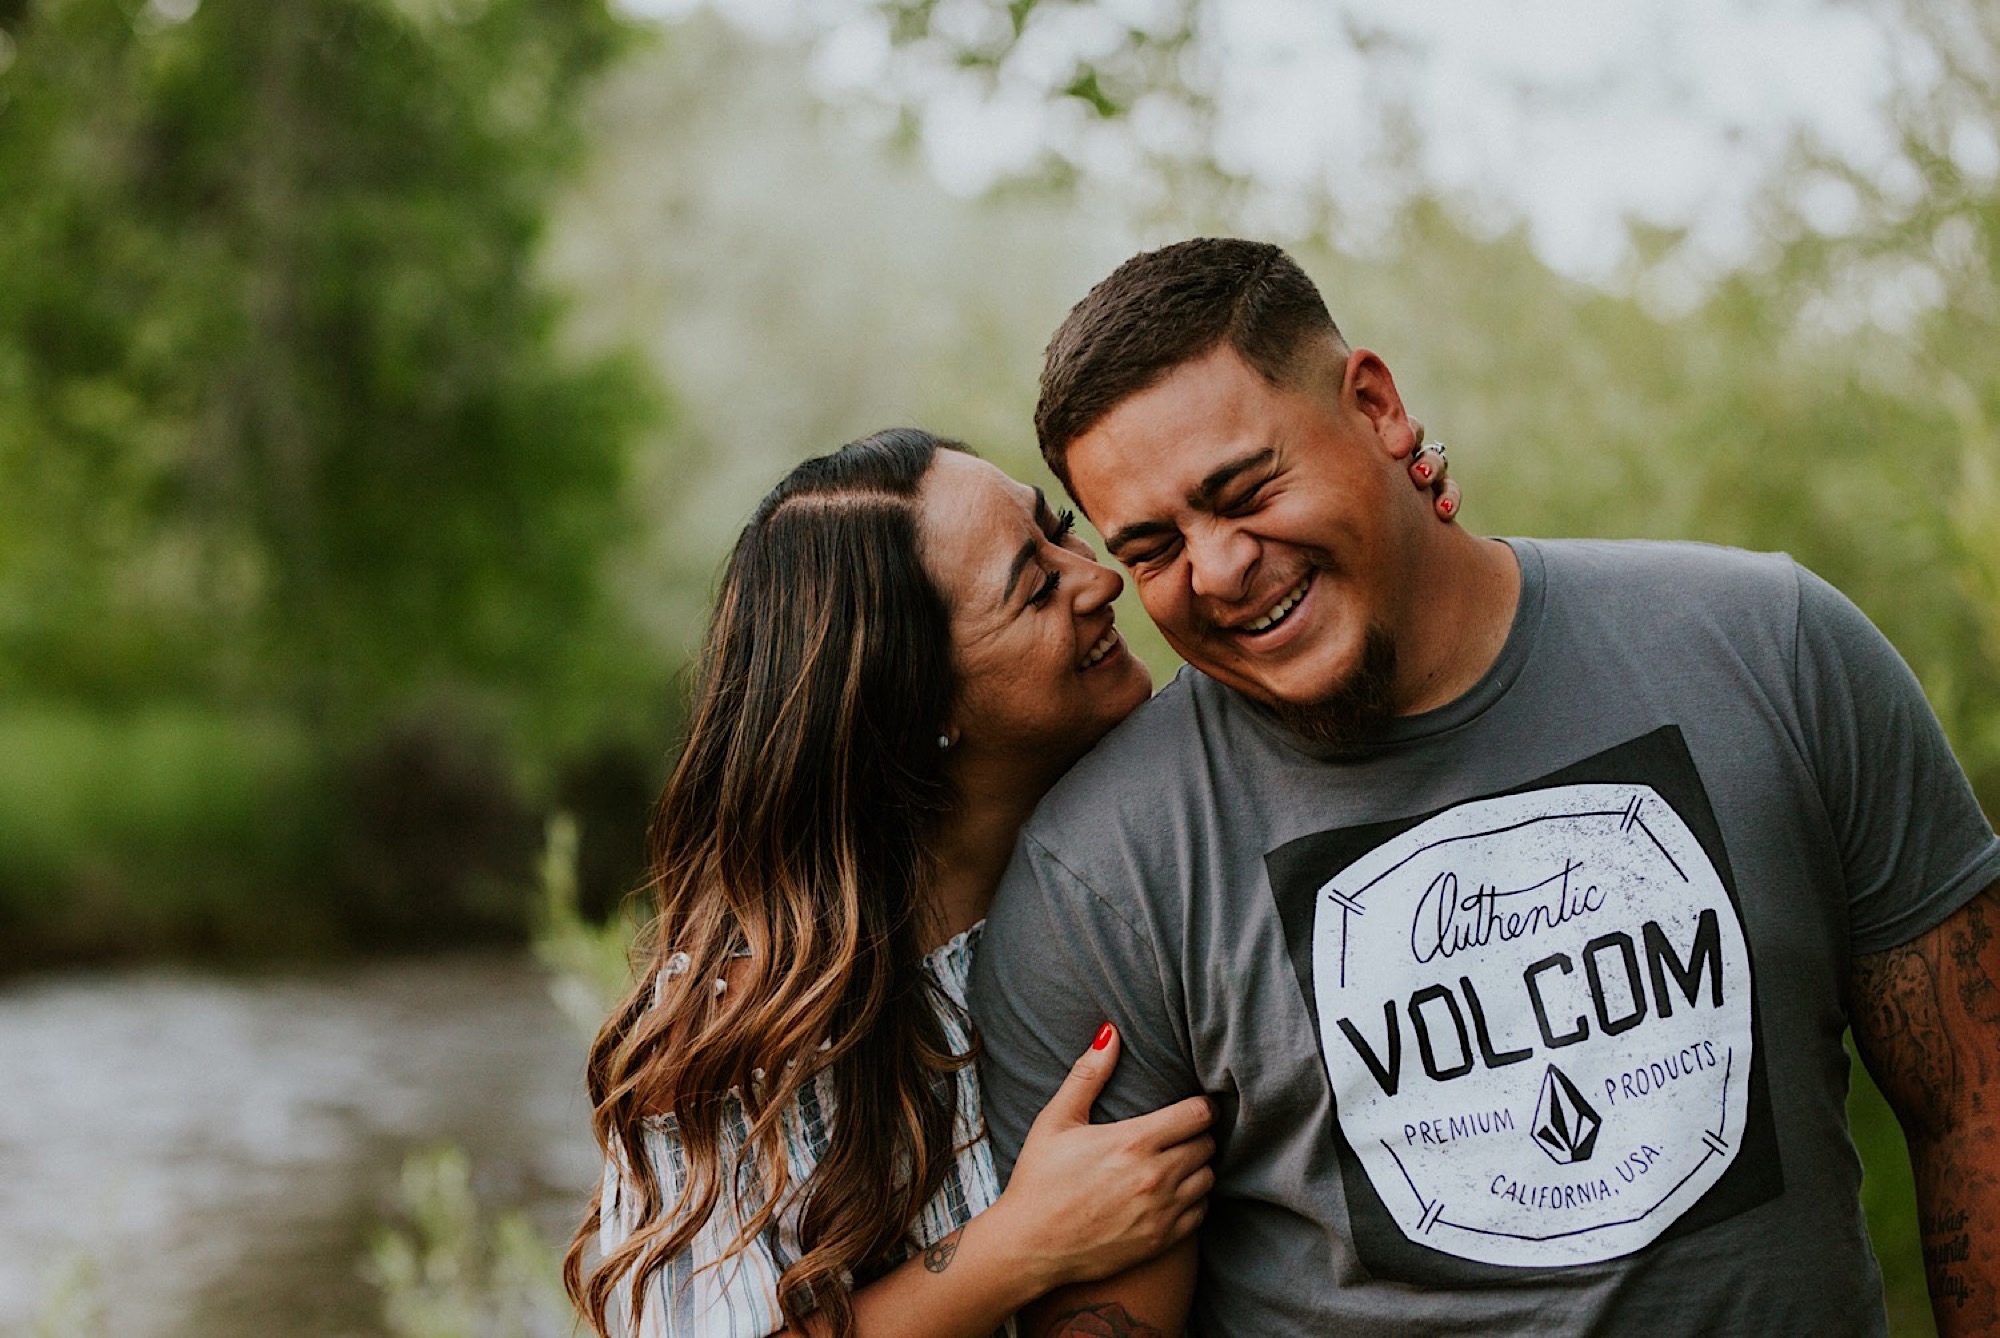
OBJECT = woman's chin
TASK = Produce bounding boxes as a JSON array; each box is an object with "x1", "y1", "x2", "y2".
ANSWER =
[{"x1": 1068, "y1": 668, "x2": 1154, "y2": 765}]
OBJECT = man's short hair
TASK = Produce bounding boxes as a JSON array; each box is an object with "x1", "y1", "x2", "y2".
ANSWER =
[{"x1": 1035, "y1": 237, "x2": 1346, "y2": 491}]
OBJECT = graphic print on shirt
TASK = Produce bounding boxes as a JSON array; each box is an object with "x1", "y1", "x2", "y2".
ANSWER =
[{"x1": 1268, "y1": 727, "x2": 1782, "y2": 1283}]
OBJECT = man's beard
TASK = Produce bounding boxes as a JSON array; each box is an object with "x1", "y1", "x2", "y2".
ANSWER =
[{"x1": 1270, "y1": 624, "x2": 1398, "y2": 755}]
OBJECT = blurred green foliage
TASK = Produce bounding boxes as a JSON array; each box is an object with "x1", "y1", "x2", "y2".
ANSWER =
[
  {"x1": 0, "y1": 0, "x2": 665, "y2": 960},
  {"x1": 0, "y1": 0, "x2": 650, "y2": 714},
  {"x1": 365, "y1": 1145, "x2": 572, "y2": 1338},
  {"x1": 0, "y1": 702, "x2": 325, "y2": 955},
  {"x1": 533, "y1": 808, "x2": 640, "y2": 1033}
]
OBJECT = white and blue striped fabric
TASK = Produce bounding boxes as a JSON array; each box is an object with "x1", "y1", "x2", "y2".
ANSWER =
[{"x1": 600, "y1": 922, "x2": 1013, "y2": 1337}]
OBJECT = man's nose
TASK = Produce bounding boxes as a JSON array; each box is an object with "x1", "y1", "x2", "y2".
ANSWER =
[{"x1": 1186, "y1": 522, "x2": 1256, "y2": 605}]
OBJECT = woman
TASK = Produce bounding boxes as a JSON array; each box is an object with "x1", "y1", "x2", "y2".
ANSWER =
[{"x1": 566, "y1": 427, "x2": 1457, "y2": 1337}]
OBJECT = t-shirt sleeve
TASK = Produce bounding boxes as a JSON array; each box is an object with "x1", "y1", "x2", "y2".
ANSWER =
[
  {"x1": 969, "y1": 828, "x2": 1198, "y2": 1182},
  {"x1": 1791, "y1": 563, "x2": 2000, "y2": 955}
]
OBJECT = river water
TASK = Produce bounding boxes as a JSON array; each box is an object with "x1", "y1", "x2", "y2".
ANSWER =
[{"x1": 0, "y1": 953, "x2": 599, "y2": 1337}]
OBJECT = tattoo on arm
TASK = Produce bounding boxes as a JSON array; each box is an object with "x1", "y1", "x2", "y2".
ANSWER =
[
  {"x1": 1039, "y1": 1302, "x2": 1163, "y2": 1338},
  {"x1": 1923, "y1": 1207, "x2": 1974, "y2": 1313},
  {"x1": 921, "y1": 1231, "x2": 959, "y2": 1274},
  {"x1": 1851, "y1": 935, "x2": 1958, "y2": 1135},
  {"x1": 1850, "y1": 884, "x2": 2000, "y2": 1333},
  {"x1": 1947, "y1": 894, "x2": 1999, "y2": 1026}
]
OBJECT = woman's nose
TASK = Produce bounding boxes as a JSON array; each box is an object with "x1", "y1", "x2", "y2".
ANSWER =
[{"x1": 1069, "y1": 549, "x2": 1125, "y2": 612}]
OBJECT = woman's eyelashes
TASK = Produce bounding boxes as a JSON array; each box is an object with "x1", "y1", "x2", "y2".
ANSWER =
[{"x1": 1025, "y1": 508, "x2": 1078, "y2": 609}]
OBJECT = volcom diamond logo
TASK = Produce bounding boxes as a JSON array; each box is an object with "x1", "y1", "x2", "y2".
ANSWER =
[{"x1": 1532, "y1": 1063, "x2": 1602, "y2": 1165}]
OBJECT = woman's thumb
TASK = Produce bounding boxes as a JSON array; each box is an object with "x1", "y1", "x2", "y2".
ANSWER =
[{"x1": 1043, "y1": 1022, "x2": 1120, "y2": 1125}]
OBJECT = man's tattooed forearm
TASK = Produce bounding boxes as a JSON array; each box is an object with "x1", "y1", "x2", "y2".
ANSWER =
[
  {"x1": 1039, "y1": 1302, "x2": 1163, "y2": 1338},
  {"x1": 1923, "y1": 1206, "x2": 1976, "y2": 1312},
  {"x1": 921, "y1": 1232, "x2": 959, "y2": 1274},
  {"x1": 1852, "y1": 940, "x2": 1957, "y2": 1134},
  {"x1": 1853, "y1": 883, "x2": 2000, "y2": 1334}
]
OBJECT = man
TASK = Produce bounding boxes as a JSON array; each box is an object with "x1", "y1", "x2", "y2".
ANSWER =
[{"x1": 968, "y1": 237, "x2": 2000, "y2": 1336}]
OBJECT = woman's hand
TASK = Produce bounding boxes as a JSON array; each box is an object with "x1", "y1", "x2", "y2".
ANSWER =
[
  {"x1": 981, "y1": 1023, "x2": 1215, "y2": 1296},
  {"x1": 1405, "y1": 416, "x2": 1461, "y2": 522}
]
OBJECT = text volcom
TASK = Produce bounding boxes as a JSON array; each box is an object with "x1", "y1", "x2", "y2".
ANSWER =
[{"x1": 1338, "y1": 910, "x2": 1726, "y2": 1097}]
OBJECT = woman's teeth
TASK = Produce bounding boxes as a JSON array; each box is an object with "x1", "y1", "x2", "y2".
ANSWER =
[
  {"x1": 1245, "y1": 575, "x2": 1311, "y2": 633},
  {"x1": 1082, "y1": 629, "x2": 1121, "y2": 668}
]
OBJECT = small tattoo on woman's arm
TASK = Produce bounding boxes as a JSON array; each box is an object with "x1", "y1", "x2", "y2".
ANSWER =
[{"x1": 922, "y1": 1233, "x2": 959, "y2": 1274}]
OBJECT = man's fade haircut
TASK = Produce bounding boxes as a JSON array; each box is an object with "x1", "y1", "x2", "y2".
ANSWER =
[{"x1": 1035, "y1": 237, "x2": 1346, "y2": 492}]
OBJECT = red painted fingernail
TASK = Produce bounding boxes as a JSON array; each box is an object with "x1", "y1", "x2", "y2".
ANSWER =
[
  {"x1": 1440, "y1": 497, "x2": 1456, "y2": 515},
  {"x1": 1093, "y1": 1022, "x2": 1115, "y2": 1050},
  {"x1": 1414, "y1": 463, "x2": 1432, "y2": 481}
]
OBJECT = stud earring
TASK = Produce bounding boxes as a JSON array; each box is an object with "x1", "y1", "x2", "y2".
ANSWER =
[{"x1": 937, "y1": 734, "x2": 952, "y2": 750}]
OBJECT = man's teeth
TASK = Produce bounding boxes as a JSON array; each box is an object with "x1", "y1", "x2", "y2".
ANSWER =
[
  {"x1": 1083, "y1": 629, "x2": 1120, "y2": 668},
  {"x1": 1245, "y1": 576, "x2": 1311, "y2": 633}
]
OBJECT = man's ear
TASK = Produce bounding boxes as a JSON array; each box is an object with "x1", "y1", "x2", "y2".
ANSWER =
[{"x1": 1341, "y1": 348, "x2": 1418, "y2": 459}]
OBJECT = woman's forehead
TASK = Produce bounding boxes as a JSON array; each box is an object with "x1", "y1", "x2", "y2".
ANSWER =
[
  {"x1": 923, "y1": 452, "x2": 1036, "y2": 528},
  {"x1": 919, "y1": 454, "x2": 1040, "y2": 585}
]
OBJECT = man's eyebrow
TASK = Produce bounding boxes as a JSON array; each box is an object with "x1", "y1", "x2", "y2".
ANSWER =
[
  {"x1": 1003, "y1": 487, "x2": 1051, "y2": 600},
  {"x1": 1104, "y1": 518, "x2": 1175, "y2": 557},
  {"x1": 1103, "y1": 449, "x2": 1276, "y2": 555},
  {"x1": 1191, "y1": 449, "x2": 1275, "y2": 507}
]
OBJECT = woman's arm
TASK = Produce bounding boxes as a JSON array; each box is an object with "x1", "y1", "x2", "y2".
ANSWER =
[
  {"x1": 778, "y1": 1025, "x2": 1213, "y2": 1338},
  {"x1": 773, "y1": 1211, "x2": 1049, "y2": 1338},
  {"x1": 1020, "y1": 1239, "x2": 1198, "y2": 1338}
]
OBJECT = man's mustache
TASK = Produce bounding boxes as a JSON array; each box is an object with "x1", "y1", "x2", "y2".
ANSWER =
[{"x1": 1185, "y1": 551, "x2": 1339, "y2": 636}]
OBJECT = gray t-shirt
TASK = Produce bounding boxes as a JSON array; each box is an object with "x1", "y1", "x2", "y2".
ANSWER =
[{"x1": 969, "y1": 538, "x2": 2000, "y2": 1336}]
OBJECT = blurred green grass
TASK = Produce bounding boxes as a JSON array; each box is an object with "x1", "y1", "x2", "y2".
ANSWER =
[{"x1": 0, "y1": 703, "x2": 332, "y2": 960}]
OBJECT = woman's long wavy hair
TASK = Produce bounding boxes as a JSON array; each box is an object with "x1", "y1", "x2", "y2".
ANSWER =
[{"x1": 565, "y1": 429, "x2": 972, "y2": 1338}]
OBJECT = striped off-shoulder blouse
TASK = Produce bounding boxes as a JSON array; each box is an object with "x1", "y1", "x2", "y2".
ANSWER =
[{"x1": 598, "y1": 921, "x2": 1012, "y2": 1337}]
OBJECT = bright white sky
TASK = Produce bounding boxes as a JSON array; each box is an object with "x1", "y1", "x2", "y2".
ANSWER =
[{"x1": 617, "y1": 0, "x2": 1901, "y2": 281}]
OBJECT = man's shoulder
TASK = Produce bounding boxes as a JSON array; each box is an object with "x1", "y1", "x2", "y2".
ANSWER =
[
  {"x1": 1018, "y1": 667, "x2": 1225, "y2": 853},
  {"x1": 1529, "y1": 537, "x2": 1804, "y2": 632},
  {"x1": 1532, "y1": 535, "x2": 1798, "y2": 591}
]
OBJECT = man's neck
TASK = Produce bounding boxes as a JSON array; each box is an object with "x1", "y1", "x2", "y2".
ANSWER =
[{"x1": 1393, "y1": 529, "x2": 1522, "y2": 717}]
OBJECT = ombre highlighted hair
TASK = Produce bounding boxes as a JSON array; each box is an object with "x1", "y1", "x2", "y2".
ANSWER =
[{"x1": 564, "y1": 429, "x2": 972, "y2": 1337}]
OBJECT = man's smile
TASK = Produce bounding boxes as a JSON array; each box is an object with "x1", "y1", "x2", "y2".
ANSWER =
[{"x1": 1237, "y1": 571, "x2": 1315, "y2": 637}]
